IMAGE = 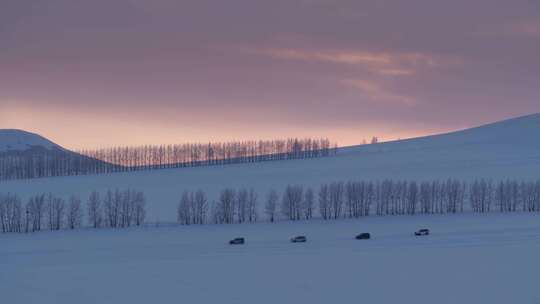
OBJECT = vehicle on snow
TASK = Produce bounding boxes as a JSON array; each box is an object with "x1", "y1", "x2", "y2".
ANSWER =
[
  {"x1": 229, "y1": 237, "x2": 245, "y2": 245},
  {"x1": 355, "y1": 233, "x2": 371, "y2": 240},
  {"x1": 290, "y1": 236, "x2": 307, "y2": 243},
  {"x1": 414, "y1": 229, "x2": 430, "y2": 236}
]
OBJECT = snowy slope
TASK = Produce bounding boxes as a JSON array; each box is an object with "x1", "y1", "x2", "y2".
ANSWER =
[
  {"x1": 1, "y1": 212, "x2": 540, "y2": 304},
  {"x1": 341, "y1": 111, "x2": 540, "y2": 155},
  {"x1": 2, "y1": 113, "x2": 540, "y2": 221},
  {"x1": 0, "y1": 129, "x2": 60, "y2": 153}
]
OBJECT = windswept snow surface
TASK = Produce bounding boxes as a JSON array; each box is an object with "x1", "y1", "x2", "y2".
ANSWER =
[
  {"x1": 2, "y1": 212, "x2": 540, "y2": 304},
  {"x1": 2, "y1": 113, "x2": 540, "y2": 221},
  {"x1": 0, "y1": 129, "x2": 59, "y2": 152}
]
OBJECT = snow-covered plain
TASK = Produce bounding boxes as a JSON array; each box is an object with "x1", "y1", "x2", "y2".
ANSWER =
[
  {"x1": 2, "y1": 113, "x2": 540, "y2": 221},
  {"x1": 2, "y1": 212, "x2": 540, "y2": 304}
]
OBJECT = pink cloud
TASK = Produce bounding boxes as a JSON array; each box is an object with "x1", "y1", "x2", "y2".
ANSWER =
[
  {"x1": 250, "y1": 47, "x2": 458, "y2": 77},
  {"x1": 341, "y1": 79, "x2": 416, "y2": 106},
  {"x1": 509, "y1": 20, "x2": 540, "y2": 37}
]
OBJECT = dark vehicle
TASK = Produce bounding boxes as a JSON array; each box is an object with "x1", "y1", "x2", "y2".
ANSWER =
[
  {"x1": 290, "y1": 236, "x2": 307, "y2": 243},
  {"x1": 355, "y1": 233, "x2": 371, "y2": 240},
  {"x1": 414, "y1": 229, "x2": 430, "y2": 236},
  {"x1": 229, "y1": 237, "x2": 245, "y2": 245}
]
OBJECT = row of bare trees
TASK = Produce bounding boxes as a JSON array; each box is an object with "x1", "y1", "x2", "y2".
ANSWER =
[
  {"x1": 4, "y1": 179, "x2": 540, "y2": 233},
  {"x1": 0, "y1": 138, "x2": 336, "y2": 181},
  {"x1": 81, "y1": 138, "x2": 335, "y2": 169},
  {"x1": 0, "y1": 193, "x2": 84, "y2": 233},
  {"x1": 88, "y1": 189, "x2": 147, "y2": 229},
  {"x1": 176, "y1": 187, "x2": 260, "y2": 225},
  {"x1": 177, "y1": 190, "x2": 209, "y2": 225},
  {"x1": 210, "y1": 188, "x2": 259, "y2": 225},
  {"x1": 0, "y1": 149, "x2": 107, "y2": 180},
  {"x1": 0, "y1": 189, "x2": 146, "y2": 233},
  {"x1": 177, "y1": 179, "x2": 540, "y2": 226}
]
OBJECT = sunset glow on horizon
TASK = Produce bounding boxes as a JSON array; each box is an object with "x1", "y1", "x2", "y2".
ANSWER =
[{"x1": 0, "y1": 104, "x2": 447, "y2": 149}]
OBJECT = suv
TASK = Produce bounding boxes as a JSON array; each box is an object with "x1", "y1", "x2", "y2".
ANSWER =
[
  {"x1": 290, "y1": 236, "x2": 307, "y2": 243},
  {"x1": 355, "y1": 233, "x2": 371, "y2": 240},
  {"x1": 414, "y1": 229, "x2": 430, "y2": 236},
  {"x1": 229, "y1": 237, "x2": 245, "y2": 245}
]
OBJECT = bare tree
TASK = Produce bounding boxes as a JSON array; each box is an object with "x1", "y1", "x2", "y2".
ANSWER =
[
  {"x1": 329, "y1": 182, "x2": 344, "y2": 219},
  {"x1": 0, "y1": 193, "x2": 23, "y2": 233},
  {"x1": 67, "y1": 195, "x2": 83, "y2": 229},
  {"x1": 281, "y1": 185, "x2": 303, "y2": 221},
  {"x1": 26, "y1": 194, "x2": 45, "y2": 232},
  {"x1": 406, "y1": 181, "x2": 418, "y2": 215},
  {"x1": 303, "y1": 187, "x2": 314, "y2": 220},
  {"x1": 133, "y1": 190, "x2": 146, "y2": 226},
  {"x1": 237, "y1": 188, "x2": 248, "y2": 223},
  {"x1": 87, "y1": 191, "x2": 102, "y2": 228},
  {"x1": 178, "y1": 191, "x2": 192, "y2": 225},
  {"x1": 419, "y1": 182, "x2": 433, "y2": 214},
  {"x1": 103, "y1": 190, "x2": 116, "y2": 228},
  {"x1": 265, "y1": 189, "x2": 278, "y2": 223},
  {"x1": 318, "y1": 184, "x2": 331, "y2": 220},
  {"x1": 120, "y1": 189, "x2": 133, "y2": 228},
  {"x1": 190, "y1": 190, "x2": 206, "y2": 225},
  {"x1": 46, "y1": 194, "x2": 65, "y2": 231},
  {"x1": 345, "y1": 181, "x2": 356, "y2": 218},
  {"x1": 247, "y1": 188, "x2": 258, "y2": 222},
  {"x1": 219, "y1": 188, "x2": 236, "y2": 224}
]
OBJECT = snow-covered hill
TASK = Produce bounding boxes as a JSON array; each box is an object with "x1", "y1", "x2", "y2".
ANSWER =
[
  {"x1": 2, "y1": 113, "x2": 540, "y2": 221},
  {"x1": 0, "y1": 129, "x2": 60, "y2": 153}
]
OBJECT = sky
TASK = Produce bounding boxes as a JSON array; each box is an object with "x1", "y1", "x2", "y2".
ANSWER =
[{"x1": 1, "y1": 0, "x2": 539, "y2": 149}]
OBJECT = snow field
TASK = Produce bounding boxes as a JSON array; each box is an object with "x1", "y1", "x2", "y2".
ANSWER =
[{"x1": 2, "y1": 212, "x2": 540, "y2": 304}]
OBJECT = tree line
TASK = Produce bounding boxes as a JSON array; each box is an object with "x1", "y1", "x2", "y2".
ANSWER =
[
  {"x1": 177, "y1": 178, "x2": 540, "y2": 226},
  {"x1": 0, "y1": 189, "x2": 146, "y2": 233},
  {"x1": 0, "y1": 138, "x2": 336, "y2": 181},
  {"x1": 3, "y1": 178, "x2": 540, "y2": 234}
]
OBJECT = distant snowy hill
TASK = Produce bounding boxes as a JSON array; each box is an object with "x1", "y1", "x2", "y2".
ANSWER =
[
  {"x1": 0, "y1": 129, "x2": 60, "y2": 153},
  {"x1": 340, "y1": 112, "x2": 540, "y2": 155},
  {"x1": 2, "y1": 113, "x2": 540, "y2": 221},
  {"x1": 0, "y1": 129, "x2": 112, "y2": 180}
]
